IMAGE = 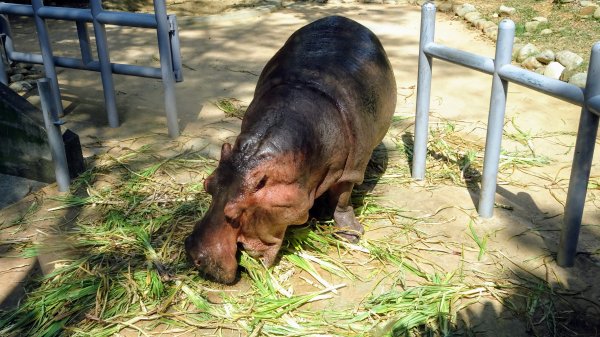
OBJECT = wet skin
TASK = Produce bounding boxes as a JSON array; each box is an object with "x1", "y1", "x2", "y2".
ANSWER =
[{"x1": 185, "y1": 15, "x2": 397, "y2": 284}]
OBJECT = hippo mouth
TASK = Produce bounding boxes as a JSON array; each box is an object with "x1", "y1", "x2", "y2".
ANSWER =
[
  {"x1": 238, "y1": 239, "x2": 281, "y2": 267},
  {"x1": 190, "y1": 253, "x2": 239, "y2": 284}
]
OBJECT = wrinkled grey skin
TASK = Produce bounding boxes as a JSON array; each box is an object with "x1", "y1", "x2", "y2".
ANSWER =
[{"x1": 185, "y1": 15, "x2": 397, "y2": 284}]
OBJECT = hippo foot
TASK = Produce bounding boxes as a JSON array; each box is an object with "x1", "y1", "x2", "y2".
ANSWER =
[{"x1": 333, "y1": 207, "x2": 364, "y2": 243}]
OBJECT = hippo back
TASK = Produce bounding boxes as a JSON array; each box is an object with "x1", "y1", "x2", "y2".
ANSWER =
[{"x1": 253, "y1": 16, "x2": 397, "y2": 183}]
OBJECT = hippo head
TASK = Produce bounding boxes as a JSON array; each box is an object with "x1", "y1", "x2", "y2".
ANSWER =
[{"x1": 185, "y1": 142, "x2": 312, "y2": 284}]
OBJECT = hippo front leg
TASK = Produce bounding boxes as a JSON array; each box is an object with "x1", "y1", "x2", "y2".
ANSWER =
[{"x1": 328, "y1": 181, "x2": 364, "y2": 243}]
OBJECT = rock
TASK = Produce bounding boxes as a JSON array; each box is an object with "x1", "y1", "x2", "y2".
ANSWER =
[
  {"x1": 24, "y1": 74, "x2": 43, "y2": 81},
  {"x1": 8, "y1": 80, "x2": 34, "y2": 92},
  {"x1": 556, "y1": 50, "x2": 584, "y2": 70},
  {"x1": 532, "y1": 16, "x2": 548, "y2": 23},
  {"x1": 484, "y1": 26, "x2": 498, "y2": 40},
  {"x1": 31, "y1": 65, "x2": 45, "y2": 72},
  {"x1": 540, "y1": 28, "x2": 553, "y2": 35},
  {"x1": 568, "y1": 72, "x2": 587, "y2": 88},
  {"x1": 437, "y1": 2, "x2": 453, "y2": 12},
  {"x1": 499, "y1": 5, "x2": 516, "y2": 16},
  {"x1": 479, "y1": 20, "x2": 496, "y2": 31},
  {"x1": 473, "y1": 18, "x2": 487, "y2": 29},
  {"x1": 517, "y1": 43, "x2": 539, "y2": 63},
  {"x1": 580, "y1": 4, "x2": 598, "y2": 16},
  {"x1": 535, "y1": 66, "x2": 546, "y2": 75},
  {"x1": 522, "y1": 56, "x2": 543, "y2": 70},
  {"x1": 595, "y1": 7, "x2": 600, "y2": 19},
  {"x1": 580, "y1": 1, "x2": 595, "y2": 6},
  {"x1": 455, "y1": 3, "x2": 476, "y2": 17},
  {"x1": 465, "y1": 11, "x2": 481, "y2": 24},
  {"x1": 12, "y1": 68, "x2": 28, "y2": 75},
  {"x1": 416, "y1": 0, "x2": 428, "y2": 5},
  {"x1": 559, "y1": 0, "x2": 574, "y2": 3},
  {"x1": 525, "y1": 21, "x2": 541, "y2": 32},
  {"x1": 560, "y1": 68, "x2": 578, "y2": 82},
  {"x1": 9, "y1": 73, "x2": 24, "y2": 82},
  {"x1": 536, "y1": 49, "x2": 555, "y2": 64},
  {"x1": 512, "y1": 43, "x2": 525, "y2": 60},
  {"x1": 544, "y1": 61, "x2": 565, "y2": 80},
  {"x1": 15, "y1": 63, "x2": 33, "y2": 70}
]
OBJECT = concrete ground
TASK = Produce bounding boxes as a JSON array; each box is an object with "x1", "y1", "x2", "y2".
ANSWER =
[{"x1": 1, "y1": 1, "x2": 599, "y2": 336}]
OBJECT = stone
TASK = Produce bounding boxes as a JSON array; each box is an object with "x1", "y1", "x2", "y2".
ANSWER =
[
  {"x1": 8, "y1": 80, "x2": 34, "y2": 92},
  {"x1": 532, "y1": 16, "x2": 548, "y2": 23},
  {"x1": 536, "y1": 49, "x2": 555, "y2": 64},
  {"x1": 516, "y1": 43, "x2": 539, "y2": 63},
  {"x1": 521, "y1": 56, "x2": 543, "y2": 70},
  {"x1": 595, "y1": 7, "x2": 600, "y2": 19},
  {"x1": 544, "y1": 61, "x2": 565, "y2": 80},
  {"x1": 455, "y1": 3, "x2": 476, "y2": 17},
  {"x1": 484, "y1": 26, "x2": 498, "y2": 41},
  {"x1": 499, "y1": 5, "x2": 516, "y2": 16},
  {"x1": 535, "y1": 66, "x2": 546, "y2": 75},
  {"x1": 24, "y1": 74, "x2": 43, "y2": 81},
  {"x1": 559, "y1": 0, "x2": 574, "y2": 3},
  {"x1": 479, "y1": 20, "x2": 496, "y2": 31},
  {"x1": 568, "y1": 72, "x2": 588, "y2": 88},
  {"x1": 580, "y1": 4, "x2": 599, "y2": 16},
  {"x1": 556, "y1": 50, "x2": 584, "y2": 70},
  {"x1": 473, "y1": 18, "x2": 487, "y2": 29},
  {"x1": 15, "y1": 63, "x2": 33, "y2": 70},
  {"x1": 9, "y1": 73, "x2": 24, "y2": 82},
  {"x1": 464, "y1": 11, "x2": 481, "y2": 24},
  {"x1": 540, "y1": 28, "x2": 553, "y2": 35},
  {"x1": 512, "y1": 43, "x2": 525, "y2": 60},
  {"x1": 580, "y1": 1, "x2": 595, "y2": 6},
  {"x1": 525, "y1": 21, "x2": 541, "y2": 32},
  {"x1": 560, "y1": 68, "x2": 578, "y2": 82},
  {"x1": 437, "y1": 2, "x2": 453, "y2": 12}
]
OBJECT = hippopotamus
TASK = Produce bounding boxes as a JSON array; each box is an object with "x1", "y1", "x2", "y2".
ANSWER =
[{"x1": 185, "y1": 15, "x2": 396, "y2": 284}]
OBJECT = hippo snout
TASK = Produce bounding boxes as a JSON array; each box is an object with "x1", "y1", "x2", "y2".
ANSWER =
[
  {"x1": 184, "y1": 230, "x2": 239, "y2": 284},
  {"x1": 184, "y1": 234, "x2": 205, "y2": 267}
]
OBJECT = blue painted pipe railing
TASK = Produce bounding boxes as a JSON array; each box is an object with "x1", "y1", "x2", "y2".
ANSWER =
[
  {"x1": 0, "y1": 0, "x2": 183, "y2": 137},
  {"x1": 414, "y1": 3, "x2": 600, "y2": 267}
]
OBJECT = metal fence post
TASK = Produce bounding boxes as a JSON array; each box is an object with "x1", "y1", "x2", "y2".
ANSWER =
[
  {"x1": 557, "y1": 42, "x2": 600, "y2": 266},
  {"x1": 90, "y1": 0, "x2": 119, "y2": 128},
  {"x1": 75, "y1": 21, "x2": 93, "y2": 64},
  {"x1": 412, "y1": 3, "x2": 436, "y2": 180},
  {"x1": 38, "y1": 78, "x2": 70, "y2": 192},
  {"x1": 0, "y1": 15, "x2": 8, "y2": 85},
  {"x1": 478, "y1": 20, "x2": 515, "y2": 217},
  {"x1": 154, "y1": 0, "x2": 179, "y2": 138},
  {"x1": 31, "y1": 0, "x2": 64, "y2": 117}
]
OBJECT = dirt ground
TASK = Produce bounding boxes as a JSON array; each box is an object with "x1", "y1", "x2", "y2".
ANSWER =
[{"x1": 1, "y1": 1, "x2": 600, "y2": 336}]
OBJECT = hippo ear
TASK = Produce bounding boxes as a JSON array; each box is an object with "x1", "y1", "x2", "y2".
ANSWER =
[{"x1": 220, "y1": 143, "x2": 232, "y2": 162}]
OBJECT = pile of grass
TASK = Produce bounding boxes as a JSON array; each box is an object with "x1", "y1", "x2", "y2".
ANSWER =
[
  {"x1": 0, "y1": 141, "x2": 504, "y2": 337},
  {"x1": 0, "y1": 122, "x2": 585, "y2": 336},
  {"x1": 386, "y1": 115, "x2": 551, "y2": 188}
]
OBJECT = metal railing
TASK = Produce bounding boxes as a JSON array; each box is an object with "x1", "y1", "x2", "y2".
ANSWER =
[
  {"x1": 0, "y1": 0, "x2": 183, "y2": 137},
  {"x1": 413, "y1": 3, "x2": 600, "y2": 266}
]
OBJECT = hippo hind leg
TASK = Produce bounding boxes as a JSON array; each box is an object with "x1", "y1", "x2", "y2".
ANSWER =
[{"x1": 328, "y1": 181, "x2": 364, "y2": 243}]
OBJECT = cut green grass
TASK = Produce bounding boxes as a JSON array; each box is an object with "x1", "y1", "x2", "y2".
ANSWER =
[{"x1": 0, "y1": 125, "x2": 590, "y2": 336}]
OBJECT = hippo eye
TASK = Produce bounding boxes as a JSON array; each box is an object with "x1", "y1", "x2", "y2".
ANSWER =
[
  {"x1": 255, "y1": 176, "x2": 268, "y2": 191},
  {"x1": 225, "y1": 215, "x2": 241, "y2": 228}
]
